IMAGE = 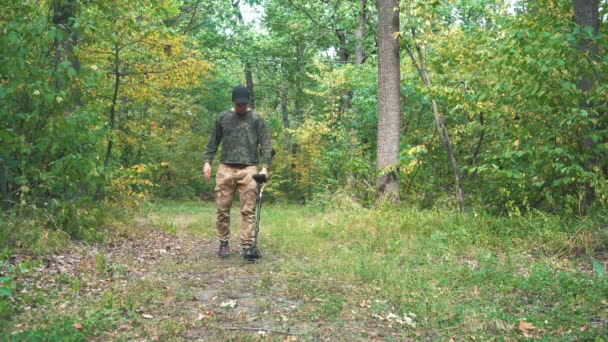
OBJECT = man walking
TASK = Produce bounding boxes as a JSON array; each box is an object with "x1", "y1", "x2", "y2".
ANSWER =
[{"x1": 203, "y1": 86, "x2": 272, "y2": 260}]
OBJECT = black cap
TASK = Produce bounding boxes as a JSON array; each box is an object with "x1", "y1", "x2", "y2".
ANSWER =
[{"x1": 232, "y1": 86, "x2": 251, "y2": 104}]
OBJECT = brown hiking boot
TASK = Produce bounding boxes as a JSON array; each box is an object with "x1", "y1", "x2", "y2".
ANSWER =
[{"x1": 218, "y1": 241, "x2": 229, "y2": 258}]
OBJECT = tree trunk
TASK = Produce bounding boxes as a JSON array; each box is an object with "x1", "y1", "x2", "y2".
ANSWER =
[
  {"x1": 95, "y1": 41, "x2": 121, "y2": 201},
  {"x1": 572, "y1": 0, "x2": 600, "y2": 92},
  {"x1": 402, "y1": 1, "x2": 466, "y2": 212},
  {"x1": 295, "y1": 44, "x2": 305, "y2": 121},
  {"x1": 431, "y1": 100, "x2": 466, "y2": 213},
  {"x1": 52, "y1": 0, "x2": 81, "y2": 103},
  {"x1": 354, "y1": 0, "x2": 367, "y2": 65},
  {"x1": 281, "y1": 84, "x2": 291, "y2": 151},
  {"x1": 0, "y1": 160, "x2": 8, "y2": 211},
  {"x1": 245, "y1": 62, "x2": 255, "y2": 109},
  {"x1": 572, "y1": 0, "x2": 602, "y2": 207},
  {"x1": 234, "y1": 0, "x2": 255, "y2": 109},
  {"x1": 376, "y1": 0, "x2": 401, "y2": 202}
]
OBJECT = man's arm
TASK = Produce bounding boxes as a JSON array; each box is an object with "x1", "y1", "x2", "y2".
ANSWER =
[
  {"x1": 203, "y1": 161, "x2": 212, "y2": 181},
  {"x1": 203, "y1": 116, "x2": 223, "y2": 181}
]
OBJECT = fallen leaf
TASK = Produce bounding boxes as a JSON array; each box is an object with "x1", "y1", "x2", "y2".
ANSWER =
[
  {"x1": 73, "y1": 323, "x2": 83, "y2": 331},
  {"x1": 220, "y1": 299, "x2": 237, "y2": 309},
  {"x1": 197, "y1": 311, "x2": 215, "y2": 320},
  {"x1": 142, "y1": 314, "x2": 153, "y2": 319},
  {"x1": 517, "y1": 320, "x2": 536, "y2": 336}
]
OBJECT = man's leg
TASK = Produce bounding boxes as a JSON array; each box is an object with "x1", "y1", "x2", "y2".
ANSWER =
[
  {"x1": 215, "y1": 164, "x2": 236, "y2": 256},
  {"x1": 237, "y1": 166, "x2": 258, "y2": 251}
]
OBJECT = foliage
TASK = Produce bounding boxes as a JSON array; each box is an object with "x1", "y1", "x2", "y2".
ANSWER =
[
  {"x1": 1, "y1": 0, "x2": 212, "y2": 240},
  {"x1": 2, "y1": 201, "x2": 607, "y2": 339},
  {"x1": 1, "y1": 0, "x2": 607, "y2": 250}
]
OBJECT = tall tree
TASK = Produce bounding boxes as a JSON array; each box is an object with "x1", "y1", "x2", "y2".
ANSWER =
[
  {"x1": 376, "y1": 0, "x2": 401, "y2": 201},
  {"x1": 572, "y1": 0, "x2": 603, "y2": 206},
  {"x1": 233, "y1": 0, "x2": 256, "y2": 109}
]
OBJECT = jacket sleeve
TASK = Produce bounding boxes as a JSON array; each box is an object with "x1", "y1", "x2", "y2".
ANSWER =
[{"x1": 203, "y1": 117, "x2": 222, "y2": 163}]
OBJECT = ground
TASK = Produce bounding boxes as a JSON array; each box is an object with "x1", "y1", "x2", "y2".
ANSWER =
[{"x1": 4, "y1": 216, "x2": 415, "y2": 341}]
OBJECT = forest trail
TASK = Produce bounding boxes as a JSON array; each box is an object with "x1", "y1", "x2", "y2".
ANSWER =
[{"x1": 9, "y1": 214, "x2": 413, "y2": 341}]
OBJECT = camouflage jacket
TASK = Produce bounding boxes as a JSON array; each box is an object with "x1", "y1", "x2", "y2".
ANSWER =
[{"x1": 203, "y1": 109, "x2": 272, "y2": 169}]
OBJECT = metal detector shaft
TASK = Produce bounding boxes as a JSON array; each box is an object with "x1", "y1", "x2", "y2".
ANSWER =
[{"x1": 251, "y1": 174, "x2": 267, "y2": 251}]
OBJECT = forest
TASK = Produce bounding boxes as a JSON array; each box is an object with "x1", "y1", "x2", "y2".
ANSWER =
[{"x1": 1, "y1": 0, "x2": 607, "y2": 340}]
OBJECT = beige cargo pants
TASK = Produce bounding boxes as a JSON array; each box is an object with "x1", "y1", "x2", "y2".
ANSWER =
[{"x1": 215, "y1": 163, "x2": 258, "y2": 248}]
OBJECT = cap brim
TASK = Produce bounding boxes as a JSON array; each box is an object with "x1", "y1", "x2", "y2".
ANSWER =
[{"x1": 233, "y1": 97, "x2": 250, "y2": 104}]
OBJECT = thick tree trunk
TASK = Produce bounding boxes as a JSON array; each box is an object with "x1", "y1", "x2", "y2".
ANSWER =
[
  {"x1": 572, "y1": 0, "x2": 602, "y2": 207},
  {"x1": 376, "y1": 0, "x2": 401, "y2": 202}
]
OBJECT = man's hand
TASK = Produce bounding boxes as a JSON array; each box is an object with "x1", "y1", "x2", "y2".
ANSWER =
[
  {"x1": 203, "y1": 162, "x2": 212, "y2": 181},
  {"x1": 260, "y1": 167, "x2": 268, "y2": 177}
]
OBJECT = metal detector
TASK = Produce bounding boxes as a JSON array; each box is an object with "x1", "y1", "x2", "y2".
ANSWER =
[{"x1": 247, "y1": 173, "x2": 267, "y2": 260}]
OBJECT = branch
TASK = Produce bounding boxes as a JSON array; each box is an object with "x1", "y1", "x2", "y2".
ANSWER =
[
  {"x1": 220, "y1": 326, "x2": 303, "y2": 336},
  {"x1": 183, "y1": 0, "x2": 203, "y2": 35}
]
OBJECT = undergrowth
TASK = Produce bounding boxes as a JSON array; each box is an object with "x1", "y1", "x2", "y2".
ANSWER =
[{"x1": 1, "y1": 199, "x2": 607, "y2": 340}]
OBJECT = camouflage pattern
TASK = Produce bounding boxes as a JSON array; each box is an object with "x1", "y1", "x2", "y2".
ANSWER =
[
  {"x1": 215, "y1": 164, "x2": 258, "y2": 247},
  {"x1": 203, "y1": 109, "x2": 272, "y2": 169}
]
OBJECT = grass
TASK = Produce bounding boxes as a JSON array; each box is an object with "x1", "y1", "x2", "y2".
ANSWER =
[{"x1": 1, "y1": 199, "x2": 607, "y2": 340}]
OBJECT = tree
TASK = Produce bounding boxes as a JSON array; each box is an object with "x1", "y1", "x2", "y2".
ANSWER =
[
  {"x1": 402, "y1": 0, "x2": 466, "y2": 213},
  {"x1": 572, "y1": 0, "x2": 603, "y2": 207},
  {"x1": 376, "y1": 0, "x2": 401, "y2": 202}
]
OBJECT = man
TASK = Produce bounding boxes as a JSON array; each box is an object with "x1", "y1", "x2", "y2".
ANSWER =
[{"x1": 203, "y1": 86, "x2": 272, "y2": 260}]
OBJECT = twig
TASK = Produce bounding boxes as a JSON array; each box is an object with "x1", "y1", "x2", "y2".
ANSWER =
[{"x1": 220, "y1": 326, "x2": 301, "y2": 336}]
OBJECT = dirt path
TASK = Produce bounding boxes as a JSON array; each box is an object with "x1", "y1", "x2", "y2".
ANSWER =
[{"x1": 6, "y1": 216, "x2": 414, "y2": 341}]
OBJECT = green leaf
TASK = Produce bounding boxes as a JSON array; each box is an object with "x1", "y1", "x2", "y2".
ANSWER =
[
  {"x1": 0, "y1": 288, "x2": 12, "y2": 296},
  {"x1": 592, "y1": 259, "x2": 605, "y2": 277}
]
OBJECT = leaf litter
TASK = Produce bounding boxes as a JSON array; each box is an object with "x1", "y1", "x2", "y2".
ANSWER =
[{"x1": 6, "y1": 218, "x2": 421, "y2": 340}]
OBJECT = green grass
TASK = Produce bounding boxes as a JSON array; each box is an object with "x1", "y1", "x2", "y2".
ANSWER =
[{"x1": 1, "y1": 199, "x2": 607, "y2": 340}]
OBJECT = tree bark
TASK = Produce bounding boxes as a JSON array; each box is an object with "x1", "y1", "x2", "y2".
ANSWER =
[{"x1": 376, "y1": 0, "x2": 401, "y2": 202}]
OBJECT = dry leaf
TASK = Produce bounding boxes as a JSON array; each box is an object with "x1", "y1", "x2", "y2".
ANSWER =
[
  {"x1": 197, "y1": 311, "x2": 215, "y2": 320},
  {"x1": 142, "y1": 314, "x2": 153, "y2": 319},
  {"x1": 517, "y1": 320, "x2": 536, "y2": 336},
  {"x1": 220, "y1": 299, "x2": 237, "y2": 309},
  {"x1": 73, "y1": 323, "x2": 83, "y2": 331}
]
